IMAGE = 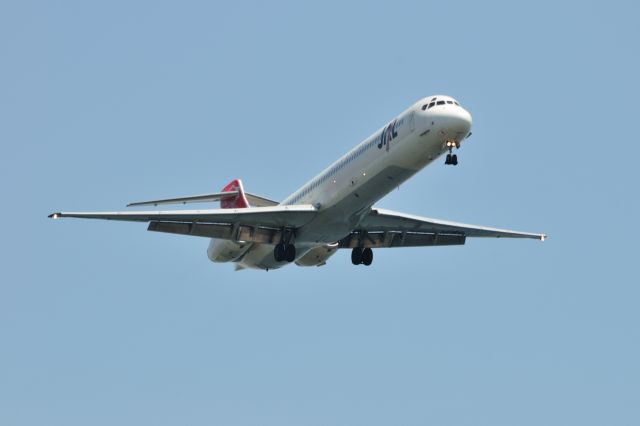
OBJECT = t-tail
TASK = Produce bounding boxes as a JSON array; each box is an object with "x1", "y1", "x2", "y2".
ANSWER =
[
  {"x1": 220, "y1": 179, "x2": 250, "y2": 209},
  {"x1": 122, "y1": 178, "x2": 278, "y2": 209}
]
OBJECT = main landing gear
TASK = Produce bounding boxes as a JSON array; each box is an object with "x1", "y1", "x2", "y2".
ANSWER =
[
  {"x1": 351, "y1": 247, "x2": 373, "y2": 266},
  {"x1": 274, "y1": 243, "x2": 296, "y2": 262},
  {"x1": 445, "y1": 140, "x2": 459, "y2": 166}
]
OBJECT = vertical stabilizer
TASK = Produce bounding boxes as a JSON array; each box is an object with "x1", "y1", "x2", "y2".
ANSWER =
[{"x1": 220, "y1": 179, "x2": 250, "y2": 209}]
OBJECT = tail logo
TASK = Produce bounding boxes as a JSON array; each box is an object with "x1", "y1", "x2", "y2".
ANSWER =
[{"x1": 220, "y1": 179, "x2": 249, "y2": 209}]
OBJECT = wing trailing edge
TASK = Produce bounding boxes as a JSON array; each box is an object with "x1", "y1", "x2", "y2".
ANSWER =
[{"x1": 348, "y1": 208, "x2": 546, "y2": 246}]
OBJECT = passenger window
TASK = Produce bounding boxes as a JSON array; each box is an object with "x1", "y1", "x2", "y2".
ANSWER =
[{"x1": 437, "y1": 101, "x2": 445, "y2": 105}]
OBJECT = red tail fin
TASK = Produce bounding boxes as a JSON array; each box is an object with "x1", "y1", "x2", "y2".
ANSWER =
[{"x1": 220, "y1": 179, "x2": 250, "y2": 209}]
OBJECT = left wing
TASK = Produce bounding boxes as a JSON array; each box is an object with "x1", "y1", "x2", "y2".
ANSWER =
[
  {"x1": 49, "y1": 205, "x2": 317, "y2": 243},
  {"x1": 338, "y1": 208, "x2": 545, "y2": 248}
]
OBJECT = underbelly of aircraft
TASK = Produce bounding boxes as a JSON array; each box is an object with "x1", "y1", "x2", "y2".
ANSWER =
[{"x1": 234, "y1": 131, "x2": 452, "y2": 270}]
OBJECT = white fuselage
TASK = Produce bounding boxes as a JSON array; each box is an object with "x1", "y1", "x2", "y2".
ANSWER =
[{"x1": 208, "y1": 95, "x2": 472, "y2": 270}]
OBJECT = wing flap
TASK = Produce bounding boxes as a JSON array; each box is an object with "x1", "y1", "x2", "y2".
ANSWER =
[
  {"x1": 147, "y1": 221, "x2": 232, "y2": 239},
  {"x1": 148, "y1": 221, "x2": 282, "y2": 244},
  {"x1": 339, "y1": 231, "x2": 465, "y2": 248}
]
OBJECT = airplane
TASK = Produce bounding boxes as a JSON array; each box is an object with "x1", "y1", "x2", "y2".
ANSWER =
[{"x1": 49, "y1": 95, "x2": 545, "y2": 270}]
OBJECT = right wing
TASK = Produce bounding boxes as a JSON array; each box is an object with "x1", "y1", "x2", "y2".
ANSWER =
[
  {"x1": 49, "y1": 205, "x2": 316, "y2": 244},
  {"x1": 339, "y1": 208, "x2": 546, "y2": 248}
]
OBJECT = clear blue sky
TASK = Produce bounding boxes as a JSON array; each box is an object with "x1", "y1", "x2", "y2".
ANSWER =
[{"x1": 2, "y1": 1, "x2": 639, "y2": 425}]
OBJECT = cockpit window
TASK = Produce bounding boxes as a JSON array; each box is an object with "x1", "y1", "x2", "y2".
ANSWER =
[{"x1": 423, "y1": 99, "x2": 462, "y2": 109}]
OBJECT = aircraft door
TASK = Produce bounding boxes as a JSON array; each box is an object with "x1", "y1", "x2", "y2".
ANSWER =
[{"x1": 407, "y1": 111, "x2": 415, "y2": 134}]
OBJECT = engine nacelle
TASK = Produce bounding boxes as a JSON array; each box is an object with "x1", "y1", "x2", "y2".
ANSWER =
[
  {"x1": 295, "y1": 243, "x2": 339, "y2": 267},
  {"x1": 207, "y1": 238, "x2": 249, "y2": 263}
]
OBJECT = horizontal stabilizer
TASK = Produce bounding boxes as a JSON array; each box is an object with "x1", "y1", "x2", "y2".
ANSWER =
[
  {"x1": 245, "y1": 193, "x2": 280, "y2": 207},
  {"x1": 339, "y1": 231, "x2": 466, "y2": 248},
  {"x1": 127, "y1": 192, "x2": 237, "y2": 207},
  {"x1": 127, "y1": 192, "x2": 279, "y2": 208}
]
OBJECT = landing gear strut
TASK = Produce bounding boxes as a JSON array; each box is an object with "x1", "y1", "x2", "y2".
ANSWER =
[
  {"x1": 351, "y1": 247, "x2": 373, "y2": 266},
  {"x1": 274, "y1": 243, "x2": 296, "y2": 262},
  {"x1": 445, "y1": 140, "x2": 459, "y2": 166}
]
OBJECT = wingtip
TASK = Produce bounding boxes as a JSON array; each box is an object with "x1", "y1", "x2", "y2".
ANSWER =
[
  {"x1": 49, "y1": 212, "x2": 61, "y2": 219},
  {"x1": 540, "y1": 234, "x2": 547, "y2": 241}
]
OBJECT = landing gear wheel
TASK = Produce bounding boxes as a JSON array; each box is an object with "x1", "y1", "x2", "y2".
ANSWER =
[
  {"x1": 274, "y1": 243, "x2": 286, "y2": 262},
  {"x1": 452, "y1": 154, "x2": 458, "y2": 165},
  {"x1": 284, "y1": 244, "x2": 296, "y2": 262},
  {"x1": 351, "y1": 247, "x2": 363, "y2": 265},
  {"x1": 445, "y1": 154, "x2": 451, "y2": 165},
  {"x1": 361, "y1": 248, "x2": 373, "y2": 266},
  {"x1": 274, "y1": 243, "x2": 296, "y2": 262}
]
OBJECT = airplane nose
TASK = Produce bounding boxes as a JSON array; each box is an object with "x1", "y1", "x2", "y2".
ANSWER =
[{"x1": 445, "y1": 107, "x2": 472, "y2": 139}]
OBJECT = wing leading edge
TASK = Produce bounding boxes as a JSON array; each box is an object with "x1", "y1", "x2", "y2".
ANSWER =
[{"x1": 49, "y1": 205, "x2": 316, "y2": 229}]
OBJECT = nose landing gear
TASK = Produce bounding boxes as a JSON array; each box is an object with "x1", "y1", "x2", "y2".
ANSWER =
[
  {"x1": 445, "y1": 140, "x2": 459, "y2": 166},
  {"x1": 445, "y1": 154, "x2": 458, "y2": 165}
]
